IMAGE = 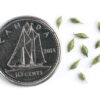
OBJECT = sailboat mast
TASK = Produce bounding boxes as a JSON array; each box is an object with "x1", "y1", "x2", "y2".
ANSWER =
[
  {"x1": 30, "y1": 26, "x2": 36, "y2": 65},
  {"x1": 22, "y1": 47, "x2": 25, "y2": 65},
  {"x1": 22, "y1": 30, "x2": 26, "y2": 65},
  {"x1": 30, "y1": 38, "x2": 34, "y2": 65}
]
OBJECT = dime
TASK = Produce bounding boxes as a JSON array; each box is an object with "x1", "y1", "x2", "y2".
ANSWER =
[{"x1": 0, "y1": 16, "x2": 60, "y2": 86}]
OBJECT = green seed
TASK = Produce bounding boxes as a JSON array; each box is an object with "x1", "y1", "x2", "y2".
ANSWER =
[
  {"x1": 70, "y1": 18, "x2": 82, "y2": 24},
  {"x1": 91, "y1": 55, "x2": 100, "y2": 66},
  {"x1": 79, "y1": 72, "x2": 86, "y2": 81},
  {"x1": 95, "y1": 40, "x2": 100, "y2": 48},
  {"x1": 56, "y1": 16, "x2": 62, "y2": 29},
  {"x1": 69, "y1": 59, "x2": 80, "y2": 70},
  {"x1": 81, "y1": 45, "x2": 88, "y2": 57},
  {"x1": 74, "y1": 33, "x2": 88, "y2": 39},
  {"x1": 98, "y1": 22, "x2": 100, "y2": 30},
  {"x1": 68, "y1": 39, "x2": 74, "y2": 52}
]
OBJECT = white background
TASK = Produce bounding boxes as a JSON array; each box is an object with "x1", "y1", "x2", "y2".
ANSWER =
[{"x1": 0, "y1": 0, "x2": 100, "y2": 100}]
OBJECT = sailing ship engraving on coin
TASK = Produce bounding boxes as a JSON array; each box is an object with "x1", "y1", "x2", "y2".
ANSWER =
[
  {"x1": 0, "y1": 16, "x2": 60, "y2": 85},
  {"x1": 7, "y1": 23, "x2": 47, "y2": 68}
]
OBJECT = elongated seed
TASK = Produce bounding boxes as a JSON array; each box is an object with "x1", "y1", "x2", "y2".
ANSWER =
[
  {"x1": 91, "y1": 55, "x2": 100, "y2": 66},
  {"x1": 98, "y1": 22, "x2": 100, "y2": 30},
  {"x1": 95, "y1": 40, "x2": 100, "y2": 48},
  {"x1": 56, "y1": 16, "x2": 62, "y2": 29},
  {"x1": 81, "y1": 45, "x2": 88, "y2": 57},
  {"x1": 68, "y1": 39, "x2": 74, "y2": 52},
  {"x1": 79, "y1": 72, "x2": 86, "y2": 81},
  {"x1": 74, "y1": 33, "x2": 88, "y2": 39},
  {"x1": 69, "y1": 59, "x2": 80, "y2": 70},
  {"x1": 70, "y1": 18, "x2": 82, "y2": 24}
]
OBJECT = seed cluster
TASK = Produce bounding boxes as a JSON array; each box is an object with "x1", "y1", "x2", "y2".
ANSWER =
[{"x1": 56, "y1": 17, "x2": 100, "y2": 82}]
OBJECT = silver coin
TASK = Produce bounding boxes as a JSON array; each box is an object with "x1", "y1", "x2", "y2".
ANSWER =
[{"x1": 0, "y1": 16, "x2": 60, "y2": 86}]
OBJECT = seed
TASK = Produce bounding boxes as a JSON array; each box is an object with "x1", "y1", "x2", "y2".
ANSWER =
[
  {"x1": 74, "y1": 33, "x2": 88, "y2": 39},
  {"x1": 69, "y1": 59, "x2": 80, "y2": 70},
  {"x1": 98, "y1": 22, "x2": 100, "y2": 30},
  {"x1": 81, "y1": 45, "x2": 88, "y2": 57},
  {"x1": 68, "y1": 39, "x2": 74, "y2": 52},
  {"x1": 91, "y1": 55, "x2": 100, "y2": 66},
  {"x1": 95, "y1": 40, "x2": 100, "y2": 48},
  {"x1": 70, "y1": 18, "x2": 82, "y2": 24},
  {"x1": 79, "y1": 72, "x2": 86, "y2": 81},
  {"x1": 56, "y1": 16, "x2": 62, "y2": 29}
]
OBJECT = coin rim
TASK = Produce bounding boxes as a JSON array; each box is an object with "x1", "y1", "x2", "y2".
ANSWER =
[{"x1": 0, "y1": 16, "x2": 61, "y2": 86}]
